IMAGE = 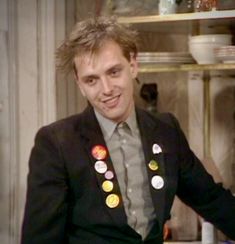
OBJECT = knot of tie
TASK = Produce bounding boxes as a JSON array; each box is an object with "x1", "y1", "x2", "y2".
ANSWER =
[{"x1": 116, "y1": 122, "x2": 129, "y2": 137}]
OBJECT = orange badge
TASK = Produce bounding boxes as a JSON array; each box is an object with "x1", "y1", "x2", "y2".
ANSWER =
[{"x1": 92, "y1": 145, "x2": 107, "y2": 160}]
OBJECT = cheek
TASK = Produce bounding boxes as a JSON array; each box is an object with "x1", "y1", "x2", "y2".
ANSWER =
[
  {"x1": 82, "y1": 87, "x2": 99, "y2": 102},
  {"x1": 76, "y1": 79, "x2": 85, "y2": 97},
  {"x1": 122, "y1": 79, "x2": 134, "y2": 96},
  {"x1": 78, "y1": 84, "x2": 86, "y2": 97}
]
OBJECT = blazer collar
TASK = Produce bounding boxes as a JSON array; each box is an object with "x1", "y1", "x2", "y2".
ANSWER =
[{"x1": 136, "y1": 108, "x2": 167, "y2": 226}]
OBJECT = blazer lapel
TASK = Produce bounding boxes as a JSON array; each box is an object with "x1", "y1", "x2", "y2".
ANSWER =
[
  {"x1": 78, "y1": 107, "x2": 130, "y2": 230},
  {"x1": 136, "y1": 108, "x2": 167, "y2": 226}
]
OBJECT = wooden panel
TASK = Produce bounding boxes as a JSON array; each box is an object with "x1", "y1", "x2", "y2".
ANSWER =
[
  {"x1": 170, "y1": 198, "x2": 199, "y2": 241},
  {"x1": 0, "y1": 0, "x2": 7, "y2": 31},
  {"x1": 38, "y1": 0, "x2": 57, "y2": 125},
  {"x1": 0, "y1": 30, "x2": 11, "y2": 244}
]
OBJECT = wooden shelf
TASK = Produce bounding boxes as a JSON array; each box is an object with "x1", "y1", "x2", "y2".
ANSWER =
[
  {"x1": 138, "y1": 63, "x2": 235, "y2": 73},
  {"x1": 118, "y1": 10, "x2": 235, "y2": 24},
  {"x1": 118, "y1": 10, "x2": 235, "y2": 34}
]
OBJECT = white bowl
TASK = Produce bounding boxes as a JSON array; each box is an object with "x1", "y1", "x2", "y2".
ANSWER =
[
  {"x1": 188, "y1": 34, "x2": 232, "y2": 64},
  {"x1": 189, "y1": 34, "x2": 232, "y2": 43}
]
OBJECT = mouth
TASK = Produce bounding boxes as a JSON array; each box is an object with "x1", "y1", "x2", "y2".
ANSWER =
[{"x1": 102, "y1": 95, "x2": 121, "y2": 109}]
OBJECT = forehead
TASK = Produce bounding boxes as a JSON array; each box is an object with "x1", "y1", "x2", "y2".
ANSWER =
[{"x1": 74, "y1": 41, "x2": 126, "y2": 71}]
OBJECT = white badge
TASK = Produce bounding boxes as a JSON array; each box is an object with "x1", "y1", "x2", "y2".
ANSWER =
[
  {"x1": 151, "y1": 175, "x2": 164, "y2": 189},
  {"x1": 152, "y1": 143, "x2": 162, "y2": 154},
  {"x1": 94, "y1": 160, "x2": 107, "y2": 174}
]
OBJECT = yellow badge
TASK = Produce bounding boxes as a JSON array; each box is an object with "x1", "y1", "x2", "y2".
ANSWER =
[
  {"x1": 106, "y1": 194, "x2": 120, "y2": 208},
  {"x1": 148, "y1": 160, "x2": 159, "y2": 171},
  {"x1": 102, "y1": 180, "x2": 114, "y2": 192}
]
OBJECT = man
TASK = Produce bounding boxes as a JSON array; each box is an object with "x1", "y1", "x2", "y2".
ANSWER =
[{"x1": 21, "y1": 16, "x2": 235, "y2": 244}]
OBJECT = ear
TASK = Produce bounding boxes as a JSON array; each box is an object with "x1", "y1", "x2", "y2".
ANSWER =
[{"x1": 129, "y1": 55, "x2": 138, "y2": 79}]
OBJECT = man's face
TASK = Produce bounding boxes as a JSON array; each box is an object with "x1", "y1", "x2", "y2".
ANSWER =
[{"x1": 74, "y1": 41, "x2": 138, "y2": 123}]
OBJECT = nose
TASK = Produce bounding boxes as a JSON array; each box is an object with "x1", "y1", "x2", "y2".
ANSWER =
[{"x1": 101, "y1": 77, "x2": 112, "y2": 94}]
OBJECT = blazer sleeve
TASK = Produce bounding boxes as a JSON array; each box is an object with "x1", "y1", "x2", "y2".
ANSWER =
[
  {"x1": 21, "y1": 126, "x2": 69, "y2": 244},
  {"x1": 168, "y1": 114, "x2": 235, "y2": 240}
]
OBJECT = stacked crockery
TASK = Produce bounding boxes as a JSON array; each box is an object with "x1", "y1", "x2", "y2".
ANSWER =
[
  {"x1": 188, "y1": 34, "x2": 232, "y2": 64},
  {"x1": 137, "y1": 52, "x2": 195, "y2": 64},
  {"x1": 214, "y1": 45, "x2": 235, "y2": 63}
]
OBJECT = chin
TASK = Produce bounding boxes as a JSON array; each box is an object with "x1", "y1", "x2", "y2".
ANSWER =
[{"x1": 105, "y1": 111, "x2": 124, "y2": 122}]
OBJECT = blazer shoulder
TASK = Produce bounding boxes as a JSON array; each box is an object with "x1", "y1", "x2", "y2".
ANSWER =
[
  {"x1": 35, "y1": 108, "x2": 92, "y2": 142},
  {"x1": 155, "y1": 112, "x2": 180, "y2": 129},
  {"x1": 137, "y1": 108, "x2": 179, "y2": 129},
  {"x1": 41, "y1": 113, "x2": 81, "y2": 133}
]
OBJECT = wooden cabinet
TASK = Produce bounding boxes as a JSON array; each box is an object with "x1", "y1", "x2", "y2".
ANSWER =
[
  {"x1": 118, "y1": 10, "x2": 235, "y2": 73},
  {"x1": 118, "y1": 10, "x2": 235, "y2": 242}
]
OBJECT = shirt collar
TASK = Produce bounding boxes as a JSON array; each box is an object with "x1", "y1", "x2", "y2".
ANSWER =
[
  {"x1": 125, "y1": 109, "x2": 138, "y2": 136},
  {"x1": 94, "y1": 110, "x2": 117, "y2": 141},
  {"x1": 94, "y1": 108, "x2": 138, "y2": 140}
]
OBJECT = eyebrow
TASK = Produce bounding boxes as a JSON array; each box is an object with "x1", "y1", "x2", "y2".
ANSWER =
[
  {"x1": 106, "y1": 63, "x2": 123, "y2": 73},
  {"x1": 82, "y1": 74, "x2": 99, "y2": 82},
  {"x1": 81, "y1": 63, "x2": 123, "y2": 80}
]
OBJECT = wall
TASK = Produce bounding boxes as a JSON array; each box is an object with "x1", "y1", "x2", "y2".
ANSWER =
[
  {"x1": 0, "y1": 0, "x2": 12, "y2": 242},
  {"x1": 0, "y1": 0, "x2": 59, "y2": 243}
]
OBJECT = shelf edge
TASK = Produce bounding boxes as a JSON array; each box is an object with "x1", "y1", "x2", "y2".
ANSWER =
[{"x1": 118, "y1": 10, "x2": 235, "y2": 24}]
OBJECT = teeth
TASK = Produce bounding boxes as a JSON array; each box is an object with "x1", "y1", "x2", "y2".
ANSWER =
[
  {"x1": 103, "y1": 96, "x2": 118, "y2": 103},
  {"x1": 106, "y1": 97, "x2": 116, "y2": 102},
  {"x1": 103, "y1": 96, "x2": 119, "y2": 107},
  {"x1": 106, "y1": 98, "x2": 116, "y2": 104}
]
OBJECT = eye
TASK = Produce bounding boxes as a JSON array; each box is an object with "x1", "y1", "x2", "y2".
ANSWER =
[
  {"x1": 110, "y1": 68, "x2": 121, "y2": 77},
  {"x1": 84, "y1": 77, "x2": 97, "y2": 86}
]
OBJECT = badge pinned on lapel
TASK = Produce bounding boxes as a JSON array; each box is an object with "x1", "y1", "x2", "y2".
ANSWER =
[
  {"x1": 105, "y1": 170, "x2": 114, "y2": 180},
  {"x1": 152, "y1": 143, "x2": 162, "y2": 154},
  {"x1": 102, "y1": 180, "x2": 114, "y2": 192},
  {"x1": 151, "y1": 175, "x2": 164, "y2": 189},
  {"x1": 148, "y1": 160, "x2": 159, "y2": 171},
  {"x1": 94, "y1": 160, "x2": 107, "y2": 174},
  {"x1": 92, "y1": 145, "x2": 107, "y2": 160},
  {"x1": 106, "y1": 194, "x2": 120, "y2": 208}
]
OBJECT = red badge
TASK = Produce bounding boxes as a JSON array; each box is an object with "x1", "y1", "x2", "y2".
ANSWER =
[{"x1": 91, "y1": 145, "x2": 107, "y2": 160}]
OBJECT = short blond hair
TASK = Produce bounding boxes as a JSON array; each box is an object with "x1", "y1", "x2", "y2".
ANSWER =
[{"x1": 56, "y1": 16, "x2": 138, "y2": 75}]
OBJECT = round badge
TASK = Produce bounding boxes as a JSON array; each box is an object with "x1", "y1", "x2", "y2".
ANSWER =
[
  {"x1": 151, "y1": 175, "x2": 164, "y2": 189},
  {"x1": 152, "y1": 143, "x2": 162, "y2": 154},
  {"x1": 102, "y1": 180, "x2": 114, "y2": 192},
  {"x1": 105, "y1": 170, "x2": 114, "y2": 180},
  {"x1": 92, "y1": 145, "x2": 107, "y2": 160},
  {"x1": 94, "y1": 160, "x2": 107, "y2": 174},
  {"x1": 106, "y1": 194, "x2": 120, "y2": 208},
  {"x1": 148, "y1": 160, "x2": 159, "y2": 171}
]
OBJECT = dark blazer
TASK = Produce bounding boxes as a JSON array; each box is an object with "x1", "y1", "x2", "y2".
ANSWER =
[{"x1": 21, "y1": 106, "x2": 235, "y2": 244}]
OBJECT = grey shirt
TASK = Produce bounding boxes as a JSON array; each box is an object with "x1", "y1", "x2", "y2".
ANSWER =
[{"x1": 95, "y1": 109, "x2": 155, "y2": 239}]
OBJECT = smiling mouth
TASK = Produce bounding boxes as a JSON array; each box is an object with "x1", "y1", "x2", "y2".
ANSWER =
[{"x1": 102, "y1": 95, "x2": 120, "y2": 108}]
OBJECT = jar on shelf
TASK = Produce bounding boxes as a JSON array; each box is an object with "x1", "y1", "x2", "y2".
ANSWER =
[{"x1": 194, "y1": 0, "x2": 217, "y2": 12}]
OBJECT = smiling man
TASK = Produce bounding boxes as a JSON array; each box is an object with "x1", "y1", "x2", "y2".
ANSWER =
[
  {"x1": 74, "y1": 40, "x2": 137, "y2": 123},
  {"x1": 21, "y1": 16, "x2": 235, "y2": 244}
]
